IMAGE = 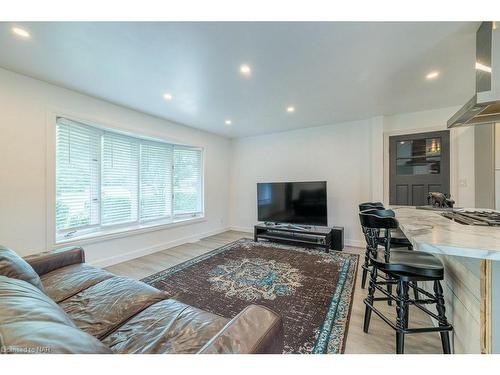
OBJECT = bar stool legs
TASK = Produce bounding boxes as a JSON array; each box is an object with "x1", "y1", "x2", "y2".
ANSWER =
[
  {"x1": 361, "y1": 251, "x2": 369, "y2": 289},
  {"x1": 396, "y1": 279, "x2": 409, "y2": 354},
  {"x1": 363, "y1": 269, "x2": 453, "y2": 354},
  {"x1": 363, "y1": 264, "x2": 377, "y2": 333},
  {"x1": 361, "y1": 227, "x2": 379, "y2": 290},
  {"x1": 434, "y1": 280, "x2": 452, "y2": 354},
  {"x1": 412, "y1": 284, "x2": 420, "y2": 300}
]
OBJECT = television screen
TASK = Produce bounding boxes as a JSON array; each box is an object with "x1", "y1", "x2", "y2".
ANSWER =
[{"x1": 257, "y1": 181, "x2": 327, "y2": 226}]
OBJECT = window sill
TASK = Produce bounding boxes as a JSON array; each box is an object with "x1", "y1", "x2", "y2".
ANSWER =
[{"x1": 54, "y1": 215, "x2": 206, "y2": 248}]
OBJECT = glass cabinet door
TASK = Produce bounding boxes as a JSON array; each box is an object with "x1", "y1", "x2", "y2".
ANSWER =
[{"x1": 396, "y1": 137, "x2": 441, "y2": 176}]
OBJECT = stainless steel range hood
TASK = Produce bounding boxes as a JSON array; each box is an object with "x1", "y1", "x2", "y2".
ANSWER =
[{"x1": 448, "y1": 22, "x2": 500, "y2": 128}]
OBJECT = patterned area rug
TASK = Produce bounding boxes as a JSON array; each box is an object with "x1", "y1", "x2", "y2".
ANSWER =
[{"x1": 141, "y1": 239, "x2": 358, "y2": 353}]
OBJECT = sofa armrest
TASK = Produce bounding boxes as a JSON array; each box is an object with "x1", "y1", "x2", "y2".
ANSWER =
[
  {"x1": 23, "y1": 247, "x2": 85, "y2": 276},
  {"x1": 198, "y1": 305, "x2": 284, "y2": 354}
]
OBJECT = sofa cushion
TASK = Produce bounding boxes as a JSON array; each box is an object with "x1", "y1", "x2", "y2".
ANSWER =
[
  {"x1": 0, "y1": 321, "x2": 112, "y2": 354},
  {"x1": 0, "y1": 245, "x2": 45, "y2": 292},
  {"x1": 41, "y1": 263, "x2": 114, "y2": 303},
  {"x1": 0, "y1": 275, "x2": 75, "y2": 327},
  {"x1": 59, "y1": 276, "x2": 167, "y2": 339},
  {"x1": 101, "y1": 299, "x2": 228, "y2": 354}
]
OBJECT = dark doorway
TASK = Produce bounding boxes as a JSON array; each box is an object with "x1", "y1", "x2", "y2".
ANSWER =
[{"x1": 389, "y1": 130, "x2": 450, "y2": 206}]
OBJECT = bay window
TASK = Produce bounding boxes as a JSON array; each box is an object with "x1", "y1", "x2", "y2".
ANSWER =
[{"x1": 55, "y1": 117, "x2": 203, "y2": 241}]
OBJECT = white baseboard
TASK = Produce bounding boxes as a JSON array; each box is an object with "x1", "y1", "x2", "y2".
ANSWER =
[
  {"x1": 89, "y1": 226, "x2": 230, "y2": 268},
  {"x1": 229, "y1": 226, "x2": 253, "y2": 233},
  {"x1": 344, "y1": 239, "x2": 364, "y2": 248}
]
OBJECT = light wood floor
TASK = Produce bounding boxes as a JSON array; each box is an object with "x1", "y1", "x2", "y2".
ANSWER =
[{"x1": 106, "y1": 230, "x2": 444, "y2": 354}]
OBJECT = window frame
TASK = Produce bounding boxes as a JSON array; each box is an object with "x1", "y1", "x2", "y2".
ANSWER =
[{"x1": 48, "y1": 112, "x2": 205, "y2": 246}]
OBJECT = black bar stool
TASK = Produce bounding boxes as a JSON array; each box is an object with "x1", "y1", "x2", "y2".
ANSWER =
[
  {"x1": 358, "y1": 204, "x2": 413, "y2": 294},
  {"x1": 359, "y1": 211, "x2": 453, "y2": 354},
  {"x1": 359, "y1": 208, "x2": 400, "y2": 304}
]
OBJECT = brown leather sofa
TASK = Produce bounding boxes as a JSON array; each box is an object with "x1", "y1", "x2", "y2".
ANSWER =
[{"x1": 0, "y1": 245, "x2": 284, "y2": 354}]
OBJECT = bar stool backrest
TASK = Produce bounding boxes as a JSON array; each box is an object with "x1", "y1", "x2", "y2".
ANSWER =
[
  {"x1": 361, "y1": 208, "x2": 397, "y2": 218},
  {"x1": 359, "y1": 209, "x2": 399, "y2": 229},
  {"x1": 359, "y1": 202, "x2": 384, "y2": 212},
  {"x1": 359, "y1": 205, "x2": 386, "y2": 248}
]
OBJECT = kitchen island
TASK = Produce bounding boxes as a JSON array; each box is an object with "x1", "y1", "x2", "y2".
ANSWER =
[{"x1": 391, "y1": 206, "x2": 500, "y2": 354}]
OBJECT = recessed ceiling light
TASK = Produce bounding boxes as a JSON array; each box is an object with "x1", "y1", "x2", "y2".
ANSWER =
[
  {"x1": 12, "y1": 26, "x2": 30, "y2": 38},
  {"x1": 239, "y1": 64, "x2": 251, "y2": 76},
  {"x1": 224, "y1": 119, "x2": 232, "y2": 126},
  {"x1": 163, "y1": 93, "x2": 173, "y2": 101},
  {"x1": 286, "y1": 106, "x2": 295, "y2": 113},
  {"x1": 475, "y1": 62, "x2": 492, "y2": 73},
  {"x1": 426, "y1": 71, "x2": 439, "y2": 80}
]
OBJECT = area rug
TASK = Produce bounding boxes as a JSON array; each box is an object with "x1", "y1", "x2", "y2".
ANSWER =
[{"x1": 141, "y1": 238, "x2": 358, "y2": 353}]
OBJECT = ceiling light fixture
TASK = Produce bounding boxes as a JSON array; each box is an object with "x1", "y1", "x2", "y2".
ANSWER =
[
  {"x1": 425, "y1": 71, "x2": 439, "y2": 80},
  {"x1": 239, "y1": 64, "x2": 251, "y2": 76},
  {"x1": 286, "y1": 106, "x2": 295, "y2": 113},
  {"x1": 11, "y1": 26, "x2": 30, "y2": 38},
  {"x1": 163, "y1": 93, "x2": 173, "y2": 101},
  {"x1": 475, "y1": 62, "x2": 492, "y2": 73},
  {"x1": 225, "y1": 119, "x2": 232, "y2": 126}
]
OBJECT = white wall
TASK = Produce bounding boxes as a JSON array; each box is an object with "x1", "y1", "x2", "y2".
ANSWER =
[
  {"x1": 229, "y1": 120, "x2": 374, "y2": 246},
  {"x1": 0, "y1": 67, "x2": 231, "y2": 266},
  {"x1": 229, "y1": 106, "x2": 476, "y2": 246}
]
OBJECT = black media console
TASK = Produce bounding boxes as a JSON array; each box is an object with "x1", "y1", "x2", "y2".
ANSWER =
[{"x1": 253, "y1": 223, "x2": 344, "y2": 253}]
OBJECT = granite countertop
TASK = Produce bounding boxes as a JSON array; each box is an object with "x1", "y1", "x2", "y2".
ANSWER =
[{"x1": 391, "y1": 206, "x2": 500, "y2": 260}]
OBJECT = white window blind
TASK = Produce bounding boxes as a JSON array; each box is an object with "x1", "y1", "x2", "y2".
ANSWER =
[
  {"x1": 140, "y1": 141, "x2": 172, "y2": 221},
  {"x1": 102, "y1": 132, "x2": 139, "y2": 226},
  {"x1": 173, "y1": 146, "x2": 203, "y2": 215},
  {"x1": 55, "y1": 117, "x2": 203, "y2": 241},
  {"x1": 56, "y1": 118, "x2": 100, "y2": 232}
]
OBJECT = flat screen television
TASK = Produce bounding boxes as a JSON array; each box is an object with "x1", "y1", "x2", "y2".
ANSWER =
[{"x1": 257, "y1": 181, "x2": 327, "y2": 226}]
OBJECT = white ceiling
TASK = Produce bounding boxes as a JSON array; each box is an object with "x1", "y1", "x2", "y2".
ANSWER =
[{"x1": 0, "y1": 22, "x2": 478, "y2": 138}]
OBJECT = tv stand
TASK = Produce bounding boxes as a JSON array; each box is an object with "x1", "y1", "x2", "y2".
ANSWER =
[
  {"x1": 254, "y1": 223, "x2": 344, "y2": 253},
  {"x1": 265, "y1": 222, "x2": 310, "y2": 231}
]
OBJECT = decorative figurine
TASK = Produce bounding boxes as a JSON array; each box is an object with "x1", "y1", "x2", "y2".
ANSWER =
[{"x1": 427, "y1": 192, "x2": 455, "y2": 209}]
